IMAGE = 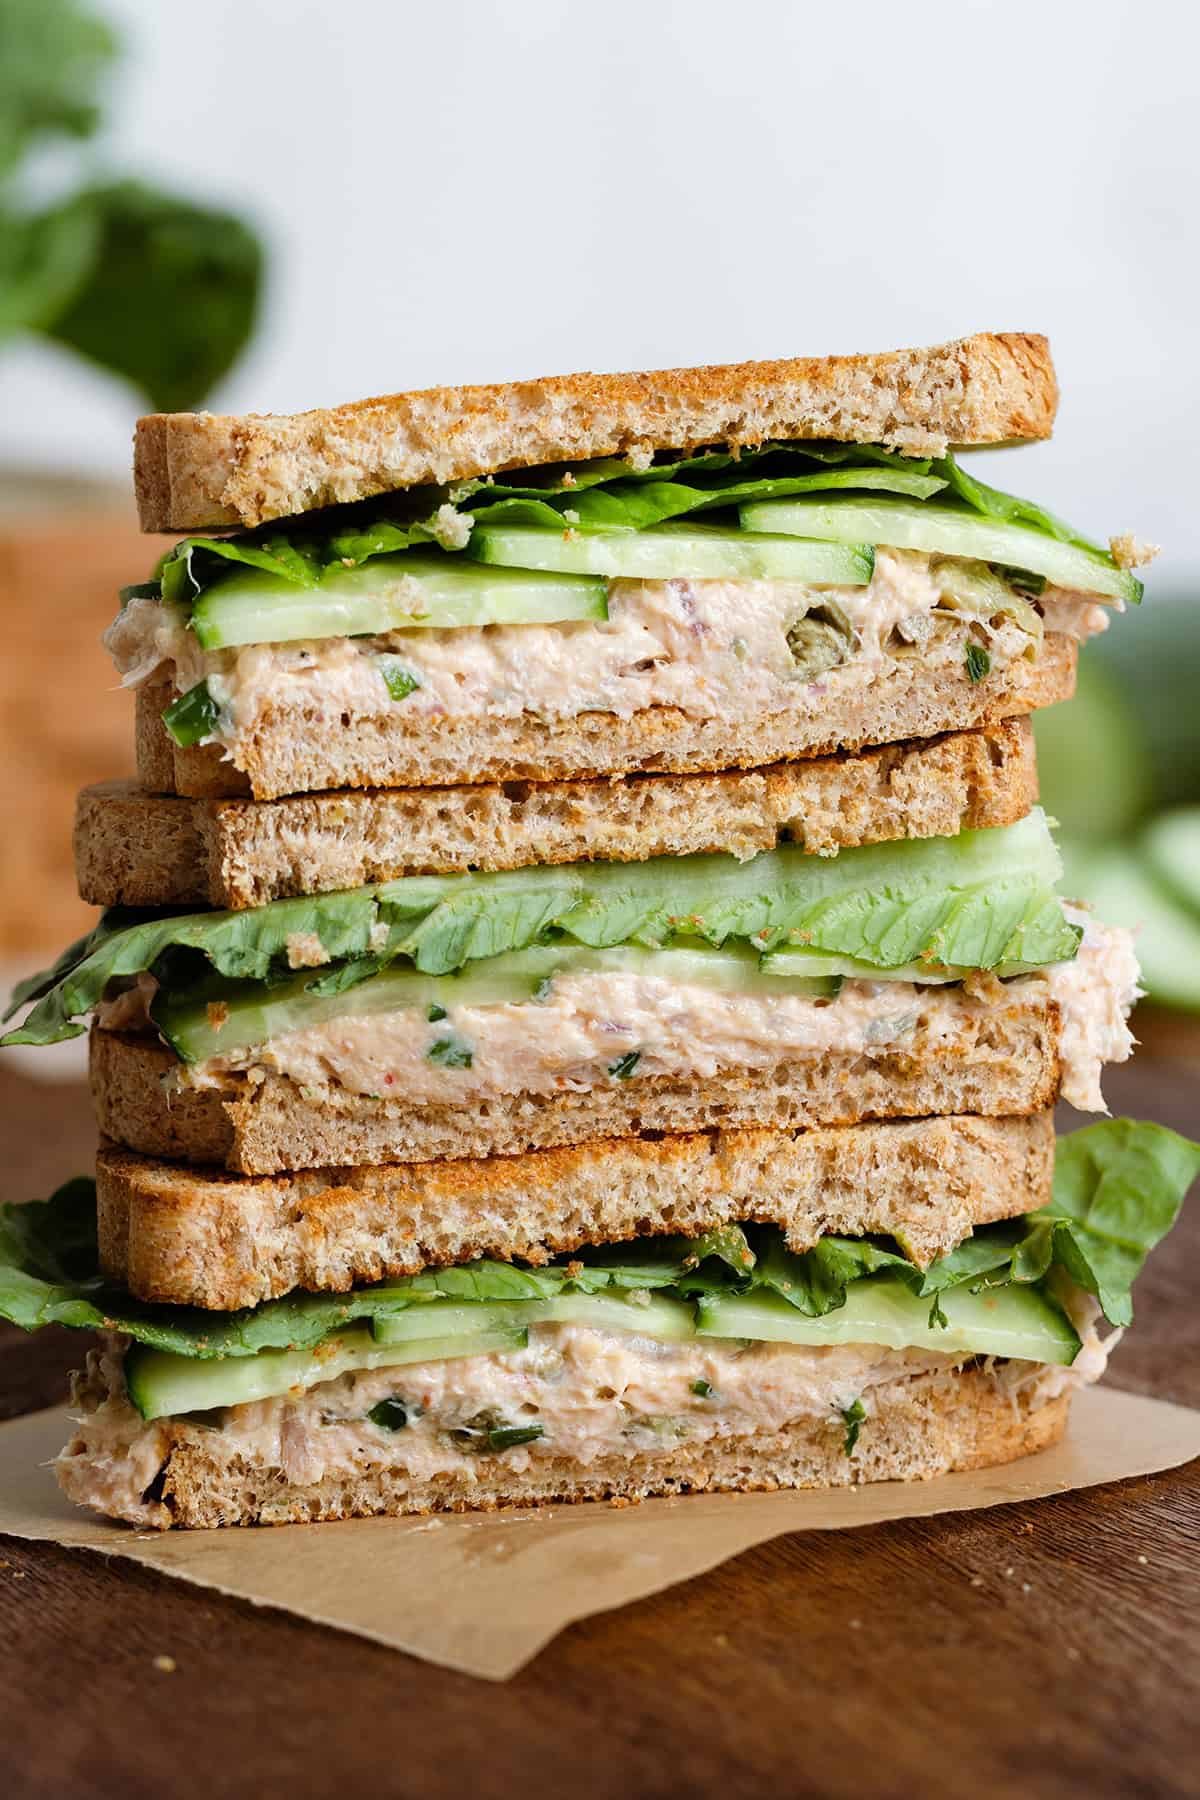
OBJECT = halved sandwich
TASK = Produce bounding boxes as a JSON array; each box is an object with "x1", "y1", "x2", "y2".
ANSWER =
[
  {"x1": 4, "y1": 1120, "x2": 1195, "y2": 1528},
  {"x1": 7, "y1": 811, "x2": 1136, "y2": 1179},
  {"x1": 109, "y1": 333, "x2": 1150, "y2": 802}
]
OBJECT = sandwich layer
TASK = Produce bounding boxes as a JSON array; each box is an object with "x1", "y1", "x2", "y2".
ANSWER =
[
  {"x1": 133, "y1": 332, "x2": 1057, "y2": 533},
  {"x1": 75, "y1": 720, "x2": 1039, "y2": 909},
  {"x1": 136, "y1": 632, "x2": 1076, "y2": 800},
  {"x1": 58, "y1": 1340, "x2": 1074, "y2": 1529},
  {"x1": 91, "y1": 988, "x2": 1065, "y2": 1177},
  {"x1": 89, "y1": 908, "x2": 1137, "y2": 1176},
  {"x1": 95, "y1": 1111, "x2": 1055, "y2": 1309}
]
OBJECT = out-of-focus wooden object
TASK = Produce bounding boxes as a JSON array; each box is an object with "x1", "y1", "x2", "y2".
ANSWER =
[{"x1": 0, "y1": 478, "x2": 161, "y2": 955}]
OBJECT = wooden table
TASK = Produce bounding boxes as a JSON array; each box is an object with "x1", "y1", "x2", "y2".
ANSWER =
[{"x1": 2, "y1": 1054, "x2": 1198, "y2": 1800}]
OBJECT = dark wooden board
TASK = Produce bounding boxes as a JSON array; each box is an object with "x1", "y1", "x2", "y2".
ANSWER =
[{"x1": 1, "y1": 1057, "x2": 1198, "y2": 1800}]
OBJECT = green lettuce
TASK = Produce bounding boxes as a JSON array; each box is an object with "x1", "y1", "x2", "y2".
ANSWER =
[
  {"x1": 1, "y1": 1121, "x2": 1194, "y2": 1358},
  {"x1": 2, "y1": 813, "x2": 1079, "y2": 1047},
  {"x1": 134, "y1": 442, "x2": 1114, "y2": 607}
]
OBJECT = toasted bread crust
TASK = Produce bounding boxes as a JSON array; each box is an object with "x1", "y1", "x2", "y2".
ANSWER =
[
  {"x1": 57, "y1": 1362, "x2": 1072, "y2": 1528},
  {"x1": 135, "y1": 637, "x2": 1075, "y2": 801},
  {"x1": 94, "y1": 1113, "x2": 1054, "y2": 1309},
  {"x1": 133, "y1": 333, "x2": 1057, "y2": 533},
  {"x1": 89, "y1": 991, "x2": 1063, "y2": 1181},
  {"x1": 77, "y1": 720, "x2": 1038, "y2": 908}
]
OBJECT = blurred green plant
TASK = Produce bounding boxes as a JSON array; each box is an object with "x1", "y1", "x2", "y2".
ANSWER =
[
  {"x1": 1035, "y1": 592, "x2": 1200, "y2": 1012},
  {"x1": 0, "y1": 0, "x2": 262, "y2": 410}
]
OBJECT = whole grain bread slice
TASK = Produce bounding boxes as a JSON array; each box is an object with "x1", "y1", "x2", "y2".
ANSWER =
[
  {"x1": 77, "y1": 719, "x2": 1037, "y2": 909},
  {"x1": 90, "y1": 980, "x2": 1062, "y2": 1179},
  {"x1": 135, "y1": 635, "x2": 1075, "y2": 801},
  {"x1": 134, "y1": 332, "x2": 1057, "y2": 533},
  {"x1": 95, "y1": 1110, "x2": 1054, "y2": 1309},
  {"x1": 58, "y1": 1355, "x2": 1071, "y2": 1528}
]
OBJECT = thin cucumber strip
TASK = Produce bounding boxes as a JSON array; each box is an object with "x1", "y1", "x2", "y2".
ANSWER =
[
  {"x1": 124, "y1": 1325, "x2": 530, "y2": 1420},
  {"x1": 189, "y1": 552, "x2": 608, "y2": 649},
  {"x1": 467, "y1": 522, "x2": 874, "y2": 584},
  {"x1": 695, "y1": 1277, "x2": 1080, "y2": 1365},
  {"x1": 371, "y1": 1291, "x2": 696, "y2": 1348},
  {"x1": 738, "y1": 496, "x2": 1142, "y2": 604}
]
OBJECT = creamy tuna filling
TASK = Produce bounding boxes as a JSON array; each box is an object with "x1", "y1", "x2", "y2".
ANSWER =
[
  {"x1": 58, "y1": 1310, "x2": 1111, "y2": 1526},
  {"x1": 175, "y1": 915, "x2": 1137, "y2": 1115},
  {"x1": 105, "y1": 549, "x2": 1110, "y2": 749}
]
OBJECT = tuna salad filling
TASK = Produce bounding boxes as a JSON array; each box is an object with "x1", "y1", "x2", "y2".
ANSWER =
[
  {"x1": 59, "y1": 1315, "x2": 1110, "y2": 1529},
  {"x1": 144, "y1": 911, "x2": 1136, "y2": 1115},
  {"x1": 105, "y1": 550, "x2": 1109, "y2": 755}
]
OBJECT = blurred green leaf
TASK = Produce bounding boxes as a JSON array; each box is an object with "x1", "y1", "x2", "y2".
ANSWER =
[
  {"x1": 0, "y1": 192, "x2": 99, "y2": 336},
  {"x1": 0, "y1": 0, "x2": 117, "y2": 179},
  {"x1": 1033, "y1": 658, "x2": 1154, "y2": 840},
  {"x1": 41, "y1": 179, "x2": 263, "y2": 410}
]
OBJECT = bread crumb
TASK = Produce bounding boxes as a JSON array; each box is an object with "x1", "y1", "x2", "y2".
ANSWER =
[
  {"x1": 431, "y1": 502, "x2": 472, "y2": 552},
  {"x1": 1109, "y1": 533, "x2": 1159, "y2": 570},
  {"x1": 285, "y1": 931, "x2": 329, "y2": 970},
  {"x1": 969, "y1": 1576, "x2": 985, "y2": 1588},
  {"x1": 849, "y1": 1618, "x2": 862, "y2": 1630},
  {"x1": 1137, "y1": 1554, "x2": 1148, "y2": 1566},
  {"x1": 1066, "y1": 1646, "x2": 1080, "y2": 1662},
  {"x1": 152, "y1": 1655, "x2": 177, "y2": 1673}
]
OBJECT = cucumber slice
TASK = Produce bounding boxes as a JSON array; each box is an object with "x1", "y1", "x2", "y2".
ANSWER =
[
  {"x1": 1142, "y1": 809, "x2": 1200, "y2": 924},
  {"x1": 738, "y1": 497, "x2": 1141, "y2": 604},
  {"x1": 189, "y1": 552, "x2": 608, "y2": 649},
  {"x1": 156, "y1": 943, "x2": 839, "y2": 1064},
  {"x1": 468, "y1": 521, "x2": 874, "y2": 585},
  {"x1": 695, "y1": 1276, "x2": 1080, "y2": 1365},
  {"x1": 371, "y1": 1291, "x2": 696, "y2": 1348},
  {"x1": 124, "y1": 1325, "x2": 530, "y2": 1421}
]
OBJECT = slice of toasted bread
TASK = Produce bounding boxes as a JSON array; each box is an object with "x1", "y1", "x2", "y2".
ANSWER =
[
  {"x1": 58, "y1": 1354, "x2": 1072, "y2": 1528},
  {"x1": 133, "y1": 332, "x2": 1056, "y2": 533},
  {"x1": 134, "y1": 635, "x2": 1075, "y2": 801},
  {"x1": 77, "y1": 720, "x2": 1037, "y2": 909},
  {"x1": 95, "y1": 1111, "x2": 1054, "y2": 1309}
]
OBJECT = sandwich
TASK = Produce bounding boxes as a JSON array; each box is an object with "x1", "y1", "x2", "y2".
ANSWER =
[
  {"x1": 109, "y1": 332, "x2": 1145, "y2": 803},
  {"x1": 3, "y1": 1119, "x2": 1196, "y2": 1527},
  {"x1": 1, "y1": 330, "x2": 1192, "y2": 1530}
]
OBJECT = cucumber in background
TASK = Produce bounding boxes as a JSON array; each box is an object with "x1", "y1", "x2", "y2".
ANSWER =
[
  {"x1": 1033, "y1": 660, "x2": 1153, "y2": 841},
  {"x1": 1036, "y1": 586, "x2": 1200, "y2": 1013}
]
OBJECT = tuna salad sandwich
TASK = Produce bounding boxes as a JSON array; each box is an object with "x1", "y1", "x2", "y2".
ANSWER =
[
  {"x1": 1, "y1": 1121, "x2": 1196, "y2": 1527},
  {"x1": 1, "y1": 329, "x2": 1189, "y2": 1529},
  {"x1": 110, "y1": 332, "x2": 1148, "y2": 804}
]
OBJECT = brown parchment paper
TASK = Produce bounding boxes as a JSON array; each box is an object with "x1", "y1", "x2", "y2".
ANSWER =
[{"x1": 1, "y1": 1387, "x2": 1197, "y2": 1681}]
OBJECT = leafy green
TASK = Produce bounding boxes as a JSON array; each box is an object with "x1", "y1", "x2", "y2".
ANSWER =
[
  {"x1": 367, "y1": 1397, "x2": 411, "y2": 1431},
  {"x1": 2, "y1": 1121, "x2": 1192, "y2": 1368},
  {"x1": 378, "y1": 659, "x2": 422, "y2": 703},
  {"x1": 0, "y1": 0, "x2": 116, "y2": 182},
  {"x1": 161, "y1": 679, "x2": 220, "y2": 748},
  {"x1": 44, "y1": 181, "x2": 263, "y2": 411},
  {"x1": 426, "y1": 1036, "x2": 473, "y2": 1069},
  {"x1": 1, "y1": 6, "x2": 263, "y2": 403},
  {"x1": 608, "y1": 1050, "x2": 641, "y2": 1080},
  {"x1": 131, "y1": 439, "x2": 1115, "y2": 615},
  {"x1": 841, "y1": 1399, "x2": 866, "y2": 1455},
  {"x1": 1, "y1": 813, "x2": 1079, "y2": 1047},
  {"x1": 965, "y1": 643, "x2": 992, "y2": 684}
]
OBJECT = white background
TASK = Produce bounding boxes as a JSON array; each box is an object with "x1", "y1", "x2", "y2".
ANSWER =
[{"x1": 3, "y1": 0, "x2": 1197, "y2": 583}]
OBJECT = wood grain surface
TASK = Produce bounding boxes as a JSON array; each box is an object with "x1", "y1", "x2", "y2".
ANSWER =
[{"x1": 1, "y1": 1054, "x2": 1197, "y2": 1800}]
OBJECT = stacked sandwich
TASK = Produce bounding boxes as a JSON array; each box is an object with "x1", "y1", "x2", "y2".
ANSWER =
[{"x1": 3, "y1": 332, "x2": 1197, "y2": 1529}]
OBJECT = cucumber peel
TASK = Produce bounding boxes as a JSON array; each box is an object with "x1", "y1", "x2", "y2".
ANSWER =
[
  {"x1": 738, "y1": 496, "x2": 1142, "y2": 604},
  {"x1": 468, "y1": 521, "x2": 874, "y2": 584},
  {"x1": 189, "y1": 553, "x2": 608, "y2": 649}
]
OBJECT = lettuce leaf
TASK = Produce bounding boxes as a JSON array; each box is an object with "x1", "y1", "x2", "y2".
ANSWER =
[
  {"x1": 134, "y1": 440, "x2": 1114, "y2": 606},
  {"x1": 2, "y1": 1120, "x2": 1193, "y2": 1357},
  {"x1": 2, "y1": 815, "x2": 1079, "y2": 1047}
]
